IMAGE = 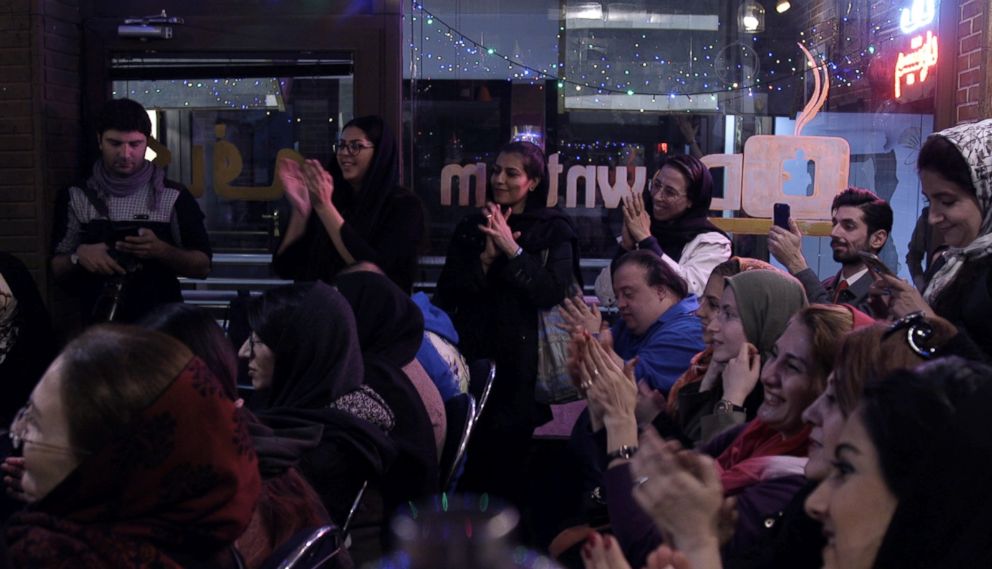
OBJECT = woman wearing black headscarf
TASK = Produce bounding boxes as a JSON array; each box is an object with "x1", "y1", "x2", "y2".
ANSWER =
[
  {"x1": 336, "y1": 269, "x2": 441, "y2": 501},
  {"x1": 597, "y1": 154, "x2": 731, "y2": 302},
  {"x1": 434, "y1": 140, "x2": 582, "y2": 503},
  {"x1": 273, "y1": 115, "x2": 425, "y2": 293},
  {"x1": 239, "y1": 282, "x2": 397, "y2": 564}
]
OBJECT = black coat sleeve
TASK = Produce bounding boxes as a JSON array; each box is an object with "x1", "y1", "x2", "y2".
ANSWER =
[{"x1": 339, "y1": 192, "x2": 425, "y2": 292}]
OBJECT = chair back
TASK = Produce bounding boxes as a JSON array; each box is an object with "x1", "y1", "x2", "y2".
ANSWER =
[
  {"x1": 467, "y1": 359, "x2": 496, "y2": 422},
  {"x1": 259, "y1": 525, "x2": 344, "y2": 569},
  {"x1": 439, "y1": 392, "x2": 477, "y2": 491}
]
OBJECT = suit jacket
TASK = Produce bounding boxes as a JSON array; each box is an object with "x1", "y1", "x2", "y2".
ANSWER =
[{"x1": 793, "y1": 267, "x2": 875, "y2": 316}]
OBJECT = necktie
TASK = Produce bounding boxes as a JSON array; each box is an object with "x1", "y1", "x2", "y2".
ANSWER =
[{"x1": 832, "y1": 279, "x2": 849, "y2": 303}]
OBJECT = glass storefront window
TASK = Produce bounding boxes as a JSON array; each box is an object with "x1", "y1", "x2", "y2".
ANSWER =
[
  {"x1": 404, "y1": 0, "x2": 941, "y2": 284},
  {"x1": 112, "y1": 55, "x2": 354, "y2": 259}
]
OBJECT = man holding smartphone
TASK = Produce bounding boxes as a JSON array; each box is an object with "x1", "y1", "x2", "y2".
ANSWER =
[
  {"x1": 767, "y1": 187, "x2": 892, "y2": 315},
  {"x1": 50, "y1": 98, "x2": 211, "y2": 324}
]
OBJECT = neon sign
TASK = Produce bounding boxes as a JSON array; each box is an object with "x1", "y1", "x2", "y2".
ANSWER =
[
  {"x1": 895, "y1": 30, "x2": 938, "y2": 99},
  {"x1": 900, "y1": 0, "x2": 936, "y2": 34}
]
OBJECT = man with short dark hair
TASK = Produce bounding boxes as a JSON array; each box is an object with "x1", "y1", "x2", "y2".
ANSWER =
[
  {"x1": 562, "y1": 250, "x2": 704, "y2": 394},
  {"x1": 51, "y1": 98, "x2": 211, "y2": 323},
  {"x1": 768, "y1": 187, "x2": 892, "y2": 315}
]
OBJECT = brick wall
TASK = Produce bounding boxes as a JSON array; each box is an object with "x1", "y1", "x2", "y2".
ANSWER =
[
  {"x1": 957, "y1": 0, "x2": 987, "y2": 122},
  {"x1": 0, "y1": 0, "x2": 81, "y2": 295}
]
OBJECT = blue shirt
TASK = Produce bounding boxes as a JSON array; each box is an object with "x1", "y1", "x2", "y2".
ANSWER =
[{"x1": 611, "y1": 295, "x2": 706, "y2": 394}]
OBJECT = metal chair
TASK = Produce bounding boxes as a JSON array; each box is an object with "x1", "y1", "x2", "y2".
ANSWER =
[
  {"x1": 260, "y1": 525, "x2": 344, "y2": 569},
  {"x1": 439, "y1": 392, "x2": 477, "y2": 491},
  {"x1": 467, "y1": 359, "x2": 496, "y2": 423}
]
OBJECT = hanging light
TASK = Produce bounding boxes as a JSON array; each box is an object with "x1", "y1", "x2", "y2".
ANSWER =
[
  {"x1": 776, "y1": 0, "x2": 791, "y2": 13},
  {"x1": 738, "y1": 0, "x2": 766, "y2": 34}
]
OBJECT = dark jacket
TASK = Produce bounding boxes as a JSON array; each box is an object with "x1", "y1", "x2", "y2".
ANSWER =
[
  {"x1": 724, "y1": 481, "x2": 824, "y2": 569},
  {"x1": 793, "y1": 267, "x2": 875, "y2": 316},
  {"x1": 434, "y1": 211, "x2": 579, "y2": 433},
  {"x1": 604, "y1": 424, "x2": 807, "y2": 569},
  {"x1": 932, "y1": 257, "x2": 992, "y2": 360},
  {"x1": 273, "y1": 189, "x2": 424, "y2": 293}
]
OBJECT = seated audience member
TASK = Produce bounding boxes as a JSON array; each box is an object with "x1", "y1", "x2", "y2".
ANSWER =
[
  {"x1": 581, "y1": 302, "x2": 843, "y2": 568},
  {"x1": 665, "y1": 257, "x2": 776, "y2": 419},
  {"x1": 805, "y1": 356, "x2": 992, "y2": 569},
  {"x1": 768, "y1": 187, "x2": 892, "y2": 315},
  {"x1": 676, "y1": 269, "x2": 807, "y2": 443},
  {"x1": 141, "y1": 303, "x2": 340, "y2": 569},
  {"x1": 0, "y1": 252, "x2": 56, "y2": 427},
  {"x1": 140, "y1": 303, "x2": 240, "y2": 400},
  {"x1": 597, "y1": 154, "x2": 732, "y2": 302},
  {"x1": 240, "y1": 283, "x2": 397, "y2": 565},
  {"x1": 592, "y1": 312, "x2": 959, "y2": 569},
  {"x1": 412, "y1": 290, "x2": 467, "y2": 400},
  {"x1": 3, "y1": 326, "x2": 260, "y2": 568},
  {"x1": 335, "y1": 269, "x2": 442, "y2": 489},
  {"x1": 869, "y1": 119, "x2": 992, "y2": 360},
  {"x1": 563, "y1": 250, "x2": 705, "y2": 395}
]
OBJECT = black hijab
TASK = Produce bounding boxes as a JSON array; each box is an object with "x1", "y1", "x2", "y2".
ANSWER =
[
  {"x1": 328, "y1": 115, "x2": 403, "y2": 239},
  {"x1": 647, "y1": 155, "x2": 728, "y2": 261},
  {"x1": 249, "y1": 283, "x2": 397, "y2": 494},
  {"x1": 335, "y1": 271, "x2": 440, "y2": 498},
  {"x1": 252, "y1": 282, "x2": 364, "y2": 410},
  {"x1": 275, "y1": 116, "x2": 417, "y2": 285},
  {"x1": 867, "y1": 358, "x2": 992, "y2": 569},
  {"x1": 334, "y1": 270, "x2": 424, "y2": 367}
]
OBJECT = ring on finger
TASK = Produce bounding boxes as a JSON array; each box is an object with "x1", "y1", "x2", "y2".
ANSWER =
[
  {"x1": 593, "y1": 368, "x2": 601, "y2": 376},
  {"x1": 580, "y1": 380, "x2": 593, "y2": 390},
  {"x1": 633, "y1": 476, "x2": 649, "y2": 488}
]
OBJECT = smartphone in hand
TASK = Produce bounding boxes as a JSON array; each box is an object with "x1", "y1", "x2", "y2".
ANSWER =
[{"x1": 773, "y1": 203, "x2": 791, "y2": 230}]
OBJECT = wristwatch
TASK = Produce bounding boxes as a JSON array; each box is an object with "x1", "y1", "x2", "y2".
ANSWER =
[
  {"x1": 715, "y1": 399, "x2": 745, "y2": 415},
  {"x1": 606, "y1": 445, "x2": 638, "y2": 461}
]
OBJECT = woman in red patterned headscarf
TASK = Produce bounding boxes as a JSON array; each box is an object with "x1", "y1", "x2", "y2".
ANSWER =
[{"x1": 4, "y1": 325, "x2": 260, "y2": 568}]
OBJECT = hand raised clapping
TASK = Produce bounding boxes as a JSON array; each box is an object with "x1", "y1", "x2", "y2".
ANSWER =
[
  {"x1": 478, "y1": 202, "x2": 522, "y2": 258},
  {"x1": 621, "y1": 191, "x2": 652, "y2": 244}
]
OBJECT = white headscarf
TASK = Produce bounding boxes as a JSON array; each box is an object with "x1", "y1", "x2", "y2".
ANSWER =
[{"x1": 923, "y1": 119, "x2": 992, "y2": 305}]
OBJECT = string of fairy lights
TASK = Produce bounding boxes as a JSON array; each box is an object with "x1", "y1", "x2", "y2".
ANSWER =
[{"x1": 408, "y1": 0, "x2": 910, "y2": 98}]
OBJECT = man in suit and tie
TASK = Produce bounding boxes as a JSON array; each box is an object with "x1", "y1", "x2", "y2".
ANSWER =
[{"x1": 767, "y1": 187, "x2": 893, "y2": 316}]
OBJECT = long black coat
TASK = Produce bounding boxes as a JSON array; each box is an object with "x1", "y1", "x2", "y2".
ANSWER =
[{"x1": 435, "y1": 211, "x2": 579, "y2": 433}]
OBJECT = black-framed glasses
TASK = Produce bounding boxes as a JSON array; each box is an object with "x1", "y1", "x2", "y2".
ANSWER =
[
  {"x1": 8, "y1": 404, "x2": 89, "y2": 455},
  {"x1": 333, "y1": 140, "x2": 375, "y2": 155},
  {"x1": 883, "y1": 311, "x2": 938, "y2": 359}
]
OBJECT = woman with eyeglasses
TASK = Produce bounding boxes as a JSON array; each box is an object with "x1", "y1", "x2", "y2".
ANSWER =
[
  {"x1": 596, "y1": 155, "x2": 731, "y2": 305},
  {"x1": 434, "y1": 140, "x2": 582, "y2": 505},
  {"x1": 273, "y1": 115, "x2": 425, "y2": 293},
  {"x1": 869, "y1": 119, "x2": 992, "y2": 359},
  {"x1": 3, "y1": 325, "x2": 260, "y2": 568}
]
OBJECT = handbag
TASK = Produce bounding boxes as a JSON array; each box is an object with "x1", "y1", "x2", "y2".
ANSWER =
[{"x1": 535, "y1": 249, "x2": 581, "y2": 404}]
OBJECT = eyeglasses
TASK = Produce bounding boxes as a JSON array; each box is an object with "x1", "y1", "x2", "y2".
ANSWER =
[
  {"x1": 333, "y1": 140, "x2": 375, "y2": 155},
  {"x1": 650, "y1": 181, "x2": 687, "y2": 201},
  {"x1": 883, "y1": 311, "x2": 938, "y2": 359},
  {"x1": 8, "y1": 404, "x2": 88, "y2": 455}
]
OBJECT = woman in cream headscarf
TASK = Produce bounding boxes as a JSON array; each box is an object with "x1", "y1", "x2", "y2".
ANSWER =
[{"x1": 870, "y1": 119, "x2": 992, "y2": 359}]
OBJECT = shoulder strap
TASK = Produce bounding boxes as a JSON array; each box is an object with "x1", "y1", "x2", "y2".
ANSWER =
[{"x1": 77, "y1": 182, "x2": 111, "y2": 220}]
